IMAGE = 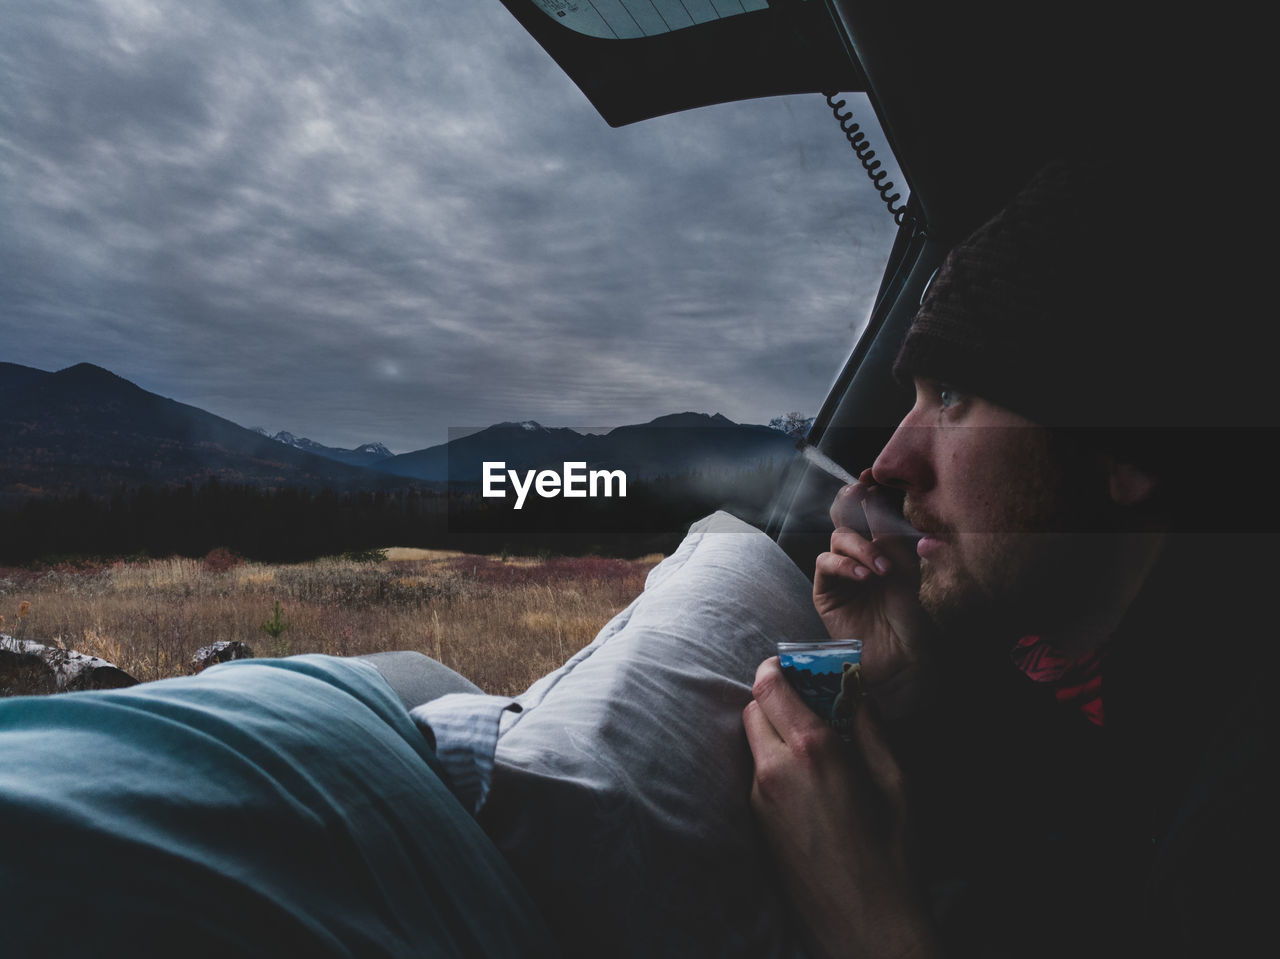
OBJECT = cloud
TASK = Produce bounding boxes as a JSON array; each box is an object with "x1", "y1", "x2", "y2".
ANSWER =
[{"x1": 1, "y1": 0, "x2": 903, "y2": 452}]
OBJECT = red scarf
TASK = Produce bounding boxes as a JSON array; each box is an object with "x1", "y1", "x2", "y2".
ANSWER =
[{"x1": 1010, "y1": 635, "x2": 1105, "y2": 727}]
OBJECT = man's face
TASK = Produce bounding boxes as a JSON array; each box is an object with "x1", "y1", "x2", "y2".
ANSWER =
[{"x1": 871, "y1": 378, "x2": 1114, "y2": 638}]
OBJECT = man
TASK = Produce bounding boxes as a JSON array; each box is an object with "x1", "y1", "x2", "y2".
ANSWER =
[{"x1": 744, "y1": 160, "x2": 1270, "y2": 957}]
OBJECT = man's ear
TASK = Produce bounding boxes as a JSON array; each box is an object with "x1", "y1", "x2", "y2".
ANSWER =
[{"x1": 1108, "y1": 460, "x2": 1158, "y2": 506}]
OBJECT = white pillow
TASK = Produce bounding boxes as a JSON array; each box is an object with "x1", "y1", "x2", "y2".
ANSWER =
[{"x1": 478, "y1": 511, "x2": 827, "y2": 959}]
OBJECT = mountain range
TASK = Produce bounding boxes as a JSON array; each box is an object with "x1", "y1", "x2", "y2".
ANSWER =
[
  {"x1": 0, "y1": 362, "x2": 404, "y2": 501},
  {"x1": 374, "y1": 413, "x2": 794, "y2": 484},
  {"x1": 251, "y1": 429, "x2": 394, "y2": 468},
  {"x1": 0, "y1": 363, "x2": 799, "y2": 502}
]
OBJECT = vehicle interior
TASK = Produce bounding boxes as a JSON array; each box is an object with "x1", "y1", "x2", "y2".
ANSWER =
[
  {"x1": 493, "y1": 0, "x2": 1186, "y2": 573},
  {"x1": 3, "y1": 8, "x2": 1263, "y2": 954}
]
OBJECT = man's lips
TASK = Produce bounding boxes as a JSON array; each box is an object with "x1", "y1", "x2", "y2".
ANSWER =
[
  {"x1": 903, "y1": 504, "x2": 947, "y2": 556},
  {"x1": 916, "y1": 534, "x2": 945, "y2": 559}
]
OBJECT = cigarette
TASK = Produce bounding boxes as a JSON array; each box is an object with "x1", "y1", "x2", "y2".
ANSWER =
[{"x1": 795, "y1": 438, "x2": 860, "y2": 486}]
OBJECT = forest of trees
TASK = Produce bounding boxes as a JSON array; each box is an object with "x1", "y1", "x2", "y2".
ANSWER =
[{"x1": 0, "y1": 460, "x2": 789, "y2": 565}]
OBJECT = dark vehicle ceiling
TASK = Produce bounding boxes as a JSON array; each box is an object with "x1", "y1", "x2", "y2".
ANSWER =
[{"x1": 495, "y1": 0, "x2": 1167, "y2": 245}]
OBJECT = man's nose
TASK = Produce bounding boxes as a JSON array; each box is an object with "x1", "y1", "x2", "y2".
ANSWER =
[{"x1": 871, "y1": 420, "x2": 931, "y2": 491}]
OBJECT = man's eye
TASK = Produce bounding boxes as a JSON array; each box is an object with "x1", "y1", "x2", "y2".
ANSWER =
[{"x1": 938, "y1": 387, "x2": 963, "y2": 408}]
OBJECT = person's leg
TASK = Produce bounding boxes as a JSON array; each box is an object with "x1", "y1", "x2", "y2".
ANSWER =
[
  {"x1": 356, "y1": 650, "x2": 482, "y2": 710},
  {"x1": 0, "y1": 655, "x2": 555, "y2": 957}
]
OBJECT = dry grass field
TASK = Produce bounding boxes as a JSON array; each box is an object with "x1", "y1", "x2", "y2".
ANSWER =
[{"x1": 0, "y1": 549, "x2": 663, "y2": 695}]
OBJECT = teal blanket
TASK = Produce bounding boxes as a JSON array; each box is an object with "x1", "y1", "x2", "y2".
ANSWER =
[{"x1": 0, "y1": 655, "x2": 558, "y2": 958}]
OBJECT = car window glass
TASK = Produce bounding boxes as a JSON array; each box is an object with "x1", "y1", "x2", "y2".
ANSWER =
[{"x1": 1, "y1": 1, "x2": 904, "y2": 450}]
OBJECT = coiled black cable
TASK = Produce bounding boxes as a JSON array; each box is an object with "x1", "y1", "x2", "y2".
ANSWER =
[{"x1": 823, "y1": 92, "x2": 909, "y2": 226}]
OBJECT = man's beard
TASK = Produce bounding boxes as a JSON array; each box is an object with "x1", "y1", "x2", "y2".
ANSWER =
[
  {"x1": 901, "y1": 502, "x2": 978, "y2": 630},
  {"x1": 904, "y1": 485, "x2": 1114, "y2": 643},
  {"x1": 913, "y1": 531, "x2": 1015, "y2": 638},
  {"x1": 914, "y1": 534, "x2": 1033, "y2": 639}
]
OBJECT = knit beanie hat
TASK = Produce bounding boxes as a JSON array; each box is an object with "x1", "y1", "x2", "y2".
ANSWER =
[{"x1": 893, "y1": 159, "x2": 1165, "y2": 435}]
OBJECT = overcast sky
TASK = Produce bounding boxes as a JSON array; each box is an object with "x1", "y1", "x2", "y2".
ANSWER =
[{"x1": 1, "y1": 0, "x2": 904, "y2": 453}]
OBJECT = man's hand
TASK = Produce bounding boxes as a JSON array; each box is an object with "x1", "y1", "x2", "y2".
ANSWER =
[
  {"x1": 815, "y1": 475, "x2": 934, "y2": 717},
  {"x1": 743, "y1": 657, "x2": 939, "y2": 959}
]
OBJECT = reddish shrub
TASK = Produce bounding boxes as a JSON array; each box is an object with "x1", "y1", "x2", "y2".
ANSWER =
[{"x1": 202, "y1": 547, "x2": 244, "y2": 574}]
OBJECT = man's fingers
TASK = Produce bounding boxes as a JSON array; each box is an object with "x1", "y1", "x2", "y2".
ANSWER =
[
  {"x1": 828, "y1": 483, "x2": 916, "y2": 579},
  {"x1": 742, "y1": 695, "x2": 783, "y2": 756},
  {"x1": 751, "y1": 657, "x2": 830, "y2": 745},
  {"x1": 828, "y1": 482, "x2": 871, "y2": 536},
  {"x1": 827, "y1": 526, "x2": 893, "y2": 578},
  {"x1": 814, "y1": 552, "x2": 869, "y2": 602},
  {"x1": 862, "y1": 486, "x2": 920, "y2": 574}
]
